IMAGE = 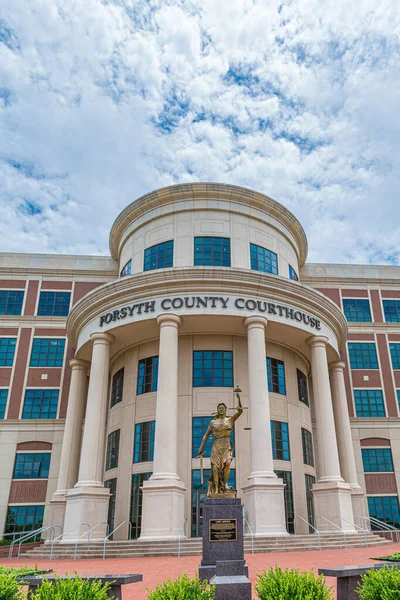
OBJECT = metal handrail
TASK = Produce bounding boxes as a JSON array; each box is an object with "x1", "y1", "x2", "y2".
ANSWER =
[
  {"x1": 360, "y1": 516, "x2": 399, "y2": 544},
  {"x1": 243, "y1": 517, "x2": 254, "y2": 555},
  {"x1": 103, "y1": 521, "x2": 132, "y2": 559},
  {"x1": 332, "y1": 515, "x2": 368, "y2": 547},
  {"x1": 9, "y1": 527, "x2": 41, "y2": 559},
  {"x1": 9, "y1": 526, "x2": 56, "y2": 559},
  {"x1": 178, "y1": 518, "x2": 188, "y2": 558},
  {"x1": 50, "y1": 523, "x2": 90, "y2": 559},
  {"x1": 315, "y1": 516, "x2": 347, "y2": 549},
  {"x1": 74, "y1": 522, "x2": 109, "y2": 560},
  {"x1": 294, "y1": 516, "x2": 321, "y2": 551}
]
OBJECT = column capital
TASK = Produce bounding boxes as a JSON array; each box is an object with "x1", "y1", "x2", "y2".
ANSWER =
[
  {"x1": 306, "y1": 335, "x2": 329, "y2": 349},
  {"x1": 244, "y1": 316, "x2": 268, "y2": 331},
  {"x1": 69, "y1": 358, "x2": 90, "y2": 371},
  {"x1": 157, "y1": 313, "x2": 181, "y2": 329},
  {"x1": 329, "y1": 361, "x2": 346, "y2": 373},
  {"x1": 90, "y1": 332, "x2": 115, "y2": 345}
]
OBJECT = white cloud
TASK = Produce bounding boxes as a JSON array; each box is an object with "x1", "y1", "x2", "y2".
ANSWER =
[{"x1": 0, "y1": 0, "x2": 399, "y2": 264}]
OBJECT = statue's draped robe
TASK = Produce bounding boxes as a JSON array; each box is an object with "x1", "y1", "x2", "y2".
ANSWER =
[{"x1": 207, "y1": 417, "x2": 233, "y2": 495}]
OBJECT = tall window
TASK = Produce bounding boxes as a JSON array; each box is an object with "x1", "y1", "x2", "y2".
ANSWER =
[
  {"x1": 0, "y1": 290, "x2": 24, "y2": 315},
  {"x1": 120, "y1": 260, "x2": 132, "y2": 277},
  {"x1": 267, "y1": 357, "x2": 286, "y2": 395},
  {"x1": 134, "y1": 421, "x2": 155, "y2": 463},
  {"x1": 130, "y1": 472, "x2": 152, "y2": 539},
  {"x1": 301, "y1": 428, "x2": 314, "y2": 466},
  {"x1": 275, "y1": 471, "x2": 294, "y2": 533},
  {"x1": 193, "y1": 351, "x2": 233, "y2": 387},
  {"x1": 105, "y1": 478, "x2": 117, "y2": 535},
  {"x1": 22, "y1": 389, "x2": 59, "y2": 419},
  {"x1": 105, "y1": 430, "x2": 120, "y2": 470},
  {"x1": 13, "y1": 453, "x2": 51, "y2": 479},
  {"x1": 288, "y1": 265, "x2": 298, "y2": 281},
  {"x1": 390, "y1": 344, "x2": 400, "y2": 370},
  {"x1": 0, "y1": 389, "x2": 8, "y2": 419},
  {"x1": 0, "y1": 338, "x2": 16, "y2": 366},
  {"x1": 144, "y1": 241, "x2": 174, "y2": 271},
  {"x1": 194, "y1": 237, "x2": 231, "y2": 267},
  {"x1": 5, "y1": 505, "x2": 44, "y2": 534},
  {"x1": 297, "y1": 369, "x2": 309, "y2": 406},
  {"x1": 348, "y1": 343, "x2": 379, "y2": 369},
  {"x1": 354, "y1": 389, "x2": 386, "y2": 417},
  {"x1": 250, "y1": 243, "x2": 278, "y2": 275},
  {"x1": 343, "y1": 299, "x2": 372, "y2": 322},
  {"x1": 383, "y1": 300, "x2": 400, "y2": 323},
  {"x1": 192, "y1": 416, "x2": 234, "y2": 458},
  {"x1": 110, "y1": 368, "x2": 124, "y2": 407},
  {"x1": 397, "y1": 390, "x2": 400, "y2": 410},
  {"x1": 37, "y1": 291, "x2": 71, "y2": 317},
  {"x1": 137, "y1": 357, "x2": 158, "y2": 394},
  {"x1": 192, "y1": 469, "x2": 236, "y2": 537},
  {"x1": 29, "y1": 338, "x2": 65, "y2": 367},
  {"x1": 271, "y1": 421, "x2": 290, "y2": 460},
  {"x1": 368, "y1": 496, "x2": 400, "y2": 529},
  {"x1": 362, "y1": 448, "x2": 394, "y2": 472},
  {"x1": 305, "y1": 474, "x2": 316, "y2": 530}
]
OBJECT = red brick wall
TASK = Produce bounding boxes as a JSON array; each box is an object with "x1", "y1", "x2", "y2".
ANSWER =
[
  {"x1": 34, "y1": 328, "x2": 66, "y2": 337},
  {"x1": 0, "y1": 368, "x2": 12, "y2": 386},
  {"x1": 7, "y1": 329, "x2": 32, "y2": 419},
  {"x1": 9, "y1": 481, "x2": 47, "y2": 503},
  {"x1": 315, "y1": 288, "x2": 340, "y2": 306},
  {"x1": 41, "y1": 281, "x2": 72, "y2": 289},
  {"x1": 376, "y1": 334, "x2": 398, "y2": 417},
  {"x1": 17, "y1": 441, "x2": 52, "y2": 451},
  {"x1": 348, "y1": 333, "x2": 375, "y2": 341},
  {"x1": 0, "y1": 328, "x2": 18, "y2": 336},
  {"x1": 0, "y1": 280, "x2": 26, "y2": 288},
  {"x1": 73, "y1": 282, "x2": 103, "y2": 304},
  {"x1": 361, "y1": 438, "x2": 390, "y2": 447},
  {"x1": 342, "y1": 289, "x2": 369, "y2": 297},
  {"x1": 351, "y1": 371, "x2": 382, "y2": 388},
  {"x1": 381, "y1": 290, "x2": 400, "y2": 298},
  {"x1": 24, "y1": 281, "x2": 39, "y2": 316},
  {"x1": 26, "y1": 369, "x2": 61, "y2": 387},
  {"x1": 370, "y1": 290, "x2": 383, "y2": 322},
  {"x1": 365, "y1": 473, "x2": 397, "y2": 494}
]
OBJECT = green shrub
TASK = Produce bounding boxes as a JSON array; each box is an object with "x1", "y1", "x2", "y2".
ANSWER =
[
  {"x1": 0, "y1": 565, "x2": 52, "y2": 577},
  {"x1": 255, "y1": 566, "x2": 333, "y2": 600},
  {"x1": 0, "y1": 573, "x2": 24, "y2": 600},
  {"x1": 29, "y1": 573, "x2": 113, "y2": 600},
  {"x1": 357, "y1": 565, "x2": 400, "y2": 600},
  {"x1": 147, "y1": 573, "x2": 215, "y2": 600}
]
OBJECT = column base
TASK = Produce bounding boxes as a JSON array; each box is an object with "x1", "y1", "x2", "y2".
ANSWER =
[
  {"x1": 138, "y1": 478, "x2": 187, "y2": 541},
  {"x1": 242, "y1": 477, "x2": 289, "y2": 537},
  {"x1": 61, "y1": 485, "x2": 110, "y2": 542},
  {"x1": 350, "y1": 485, "x2": 369, "y2": 528},
  {"x1": 312, "y1": 480, "x2": 356, "y2": 532},
  {"x1": 48, "y1": 490, "x2": 67, "y2": 534}
]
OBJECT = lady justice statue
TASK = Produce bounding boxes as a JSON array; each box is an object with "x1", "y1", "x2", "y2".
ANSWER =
[{"x1": 197, "y1": 386, "x2": 243, "y2": 497}]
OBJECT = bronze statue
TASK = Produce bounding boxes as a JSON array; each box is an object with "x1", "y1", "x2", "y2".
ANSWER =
[{"x1": 197, "y1": 386, "x2": 243, "y2": 497}]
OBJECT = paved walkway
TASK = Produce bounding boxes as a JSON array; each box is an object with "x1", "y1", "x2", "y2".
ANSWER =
[{"x1": 4, "y1": 543, "x2": 399, "y2": 599}]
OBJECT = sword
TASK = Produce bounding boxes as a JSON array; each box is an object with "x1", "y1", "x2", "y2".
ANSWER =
[{"x1": 196, "y1": 451, "x2": 205, "y2": 486}]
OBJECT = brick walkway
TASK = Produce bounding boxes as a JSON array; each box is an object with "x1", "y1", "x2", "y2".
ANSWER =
[{"x1": 4, "y1": 542, "x2": 399, "y2": 599}]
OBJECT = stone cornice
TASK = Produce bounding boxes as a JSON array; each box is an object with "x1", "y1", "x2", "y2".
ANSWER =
[
  {"x1": 66, "y1": 266, "x2": 347, "y2": 349},
  {"x1": 109, "y1": 182, "x2": 308, "y2": 265}
]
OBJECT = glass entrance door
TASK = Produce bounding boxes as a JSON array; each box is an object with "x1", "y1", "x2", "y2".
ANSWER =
[{"x1": 191, "y1": 468, "x2": 236, "y2": 538}]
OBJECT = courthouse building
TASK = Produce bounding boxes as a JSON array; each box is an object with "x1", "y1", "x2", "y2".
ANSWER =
[{"x1": 1, "y1": 182, "x2": 400, "y2": 542}]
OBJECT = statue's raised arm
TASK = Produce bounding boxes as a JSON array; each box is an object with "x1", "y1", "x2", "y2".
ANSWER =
[{"x1": 230, "y1": 386, "x2": 244, "y2": 424}]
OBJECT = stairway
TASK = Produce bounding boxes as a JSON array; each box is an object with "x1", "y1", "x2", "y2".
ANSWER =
[{"x1": 23, "y1": 532, "x2": 391, "y2": 559}]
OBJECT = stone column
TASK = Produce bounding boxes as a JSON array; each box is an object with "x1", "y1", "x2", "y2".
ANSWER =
[
  {"x1": 330, "y1": 361, "x2": 368, "y2": 523},
  {"x1": 62, "y1": 332, "x2": 114, "y2": 542},
  {"x1": 50, "y1": 359, "x2": 89, "y2": 529},
  {"x1": 307, "y1": 336, "x2": 356, "y2": 532},
  {"x1": 242, "y1": 317, "x2": 288, "y2": 536},
  {"x1": 139, "y1": 314, "x2": 186, "y2": 540}
]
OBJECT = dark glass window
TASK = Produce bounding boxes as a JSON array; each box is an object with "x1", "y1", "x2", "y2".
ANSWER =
[
  {"x1": 0, "y1": 290, "x2": 24, "y2": 315},
  {"x1": 130, "y1": 472, "x2": 152, "y2": 539},
  {"x1": 13, "y1": 453, "x2": 51, "y2": 479},
  {"x1": 271, "y1": 421, "x2": 290, "y2": 460},
  {"x1": 5, "y1": 505, "x2": 44, "y2": 534},
  {"x1": 397, "y1": 390, "x2": 400, "y2": 410},
  {"x1": 368, "y1": 496, "x2": 400, "y2": 529},
  {"x1": 137, "y1": 357, "x2": 158, "y2": 394},
  {"x1": 383, "y1": 300, "x2": 400, "y2": 323},
  {"x1": 29, "y1": 338, "x2": 65, "y2": 367},
  {"x1": 362, "y1": 448, "x2": 394, "y2": 472},
  {"x1": 305, "y1": 474, "x2": 316, "y2": 530},
  {"x1": 267, "y1": 357, "x2": 286, "y2": 395},
  {"x1": 192, "y1": 469, "x2": 236, "y2": 537},
  {"x1": 275, "y1": 470, "x2": 294, "y2": 533},
  {"x1": 193, "y1": 351, "x2": 233, "y2": 387},
  {"x1": 22, "y1": 389, "x2": 59, "y2": 419},
  {"x1": 192, "y1": 416, "x2": 234, "y2": 458},
  {"x1": 348, "y1": 343, "x2": 379, "y2": 369},
  {"x1": 250, "y1": 243, "x2": 278, "y2": 275},
  {"x1": 120, "y1": 259, "x2": 132, "y2": 277},
  {"x1": 134, "y1": 421, "x2": 155, "y2": 463},
  {"x1": 194, "y1": 237, "x2": 231, "y2": 267},
  {"x1": 390, "y1": 344, "x2": 400, "y2": 370},
  {"x1": 288, "y1": 265, "x2": 298, "y2": 281},
  {"x1": 110, "y1": 368, "x2": 124, "y2": 408},
  {"x1": 0, "y1": 389, "x2": 8, "y2": 419},
  {"x1": 354, "y1": 389, "x2": 386, "y2": 417},
  {"x1": 144, "y1": 241, "x2": 174, "y2": 271},
  {"x1": 106, "y1": 430, "x2": 120, "y2": 470},
  {"x1": 301, "y1": 428, "x2": 314, "y2": 467},
  {"x1": 37, "y1": 291, "x2": 71, "y2": 317},
  {"x1": 104, "y1": 478, "x2": 117, "y2": 536},
  {"x1": 297, "y1": 369, "x2": 309, "y2": 406},
  {"x1": 343, "y1": 299, "x2": 372, "y2": 322},
  {"x1": 0, "y1": 338, "x2": 17, "y2": 366}
]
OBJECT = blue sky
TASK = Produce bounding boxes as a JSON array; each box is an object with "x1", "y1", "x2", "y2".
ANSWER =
[{"x1": 0, "y1": 0, "x2": 399, "y2": 264}]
